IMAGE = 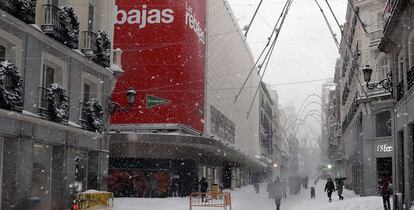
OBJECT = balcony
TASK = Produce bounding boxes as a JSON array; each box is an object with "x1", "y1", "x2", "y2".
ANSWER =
[
  {"x1": 38, "y1": 86, "x2": 69, "y2": 123},
  {"x1": 81, "y1": 31, "x2": 98, "y2": 57},
  {"x1": 41, "y1": 4, "x2": 79, "y2": 49},
  {"x1": 41, "y1": 4, "x2": 64, "y2": 41},
  {"x1": 408, "y1": 65, "x2": 414, "y2": 91},
  {"x1": 396, "y1": 81, "x2": 404, "y2": 101},
  {"x1": 0, "y1": 0, "x2": 35, "y2": 24},
  {"x1": 368, "y1": 29, "x2": 383, "y2": 48},
  {"x1": 81, "y1": 31, "x2": 111, "y2": 67}
]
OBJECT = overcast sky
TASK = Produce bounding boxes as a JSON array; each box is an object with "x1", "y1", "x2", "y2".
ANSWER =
[{"x1": 227, "y1": 0, "x2": 347, "y2": 110}]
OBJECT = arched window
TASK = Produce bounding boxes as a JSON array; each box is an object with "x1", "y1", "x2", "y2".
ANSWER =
[{"x1": 378, "y1": 55, "x2": 390, "y2": 81}]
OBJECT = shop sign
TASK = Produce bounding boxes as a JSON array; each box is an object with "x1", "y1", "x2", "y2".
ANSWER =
[{"x1": 376, "y1": 143, "x2": 393, "y2": 153}]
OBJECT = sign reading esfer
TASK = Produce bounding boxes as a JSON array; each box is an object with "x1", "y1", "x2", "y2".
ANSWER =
[{"x1": 377, "y1": 144, "x2": 393, "y2": 153}]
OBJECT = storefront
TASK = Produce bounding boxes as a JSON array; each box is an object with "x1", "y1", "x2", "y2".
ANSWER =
[
  {"x1": 32, "y1": 144, "x2": 52, "y2": 210},
  {"x1": 109, "y1": 133, "x2": 268, "y2": 198},
  {"x1": 362, "y1": 137, "x2": 393, "y2": 195}
]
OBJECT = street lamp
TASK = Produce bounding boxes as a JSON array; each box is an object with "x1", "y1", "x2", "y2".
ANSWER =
[
  {"x1": 327, "y1": 164, "x2": 332, "y2": 170},
  {"x1": 109, "y1": 87, "x2": 137, "y2": 114},
  {"x1": 362, "y1": 65, "x2": 393, "y2": 94}
]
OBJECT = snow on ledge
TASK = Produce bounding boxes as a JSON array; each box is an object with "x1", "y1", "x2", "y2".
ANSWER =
[
  {"x1": 29, "y1": 24, "x2": 42, "y2": 31},
  {"x1": 22, "y1": 110, "x2": 40, "y2": 118},
  {"x1": 68, "y1": 120, "x2": 82, "y2": 128}
]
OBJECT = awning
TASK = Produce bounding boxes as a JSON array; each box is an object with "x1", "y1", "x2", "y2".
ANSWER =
[{"x1": 109, "y1": 132, "x2": 268, "y2": 170}]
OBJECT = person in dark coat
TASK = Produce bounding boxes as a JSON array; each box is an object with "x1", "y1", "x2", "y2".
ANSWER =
[
  {"x1": 324, "y1": 178, "x2": 335, "y2": 202},
  {"x1": 336, "y1": 179, "x2": 344, "y2": 200},
  {"x1": 200, "y1": 177, "x2": 208, "y2": 202},
  {"x1": 380, "y1": 177, "x2": 392, "y2": 210},
  {"x1": 273, "y1": 178, "x2": 283, "y2": 210},
  {"x1": 310, "y1": 186, "x2": 315, "y2": 199}
]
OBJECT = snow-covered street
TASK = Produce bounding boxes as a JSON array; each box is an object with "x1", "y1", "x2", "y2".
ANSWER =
[{"x1": 114, "y1": 180, "x2": 388, "y2": 210}]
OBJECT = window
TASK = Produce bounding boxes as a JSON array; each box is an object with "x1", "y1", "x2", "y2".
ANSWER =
[
  {"x1": 0, "y1": 45, "x2": 5, "y2": 62},
  {"x1": 75, "y1": 150, "x2": 89, "y2": 192},
  {"x1": 42, "y1": 65, "x2": 55, "y2": 88},
  {"x1": 83, "y1": 84, "x2": 91, "y2": 103},
  {"x1": 0, "y1": 29, "x2": 22, "y2": 69},
  {"x1": 378, "y1": 55, "x2": 390, "y2": 81},
  {"x1": 375, "y1": 111, "x2": 392, "y2": 137},
  {"x1": 40, "y1": 52, "x2": 67, "y2": 89},
  {"x1": 398, "y1": 52, "x2": 405, "y2": 83},
  {"x1": 32, "y1": 144, "x2": 52, "y2": 210},
  {"x1": 47, "y1": 0, "x2": 59, "y2": 6},
  {"x1": 81, "y1": 73, "x2": 102, "y2": 103},
  {"x1": 88, "y1": 3, "x2": 95, "y2": 31},
  {"x1": 409, "y1": 31, "x2": 414, "y2": 69}
]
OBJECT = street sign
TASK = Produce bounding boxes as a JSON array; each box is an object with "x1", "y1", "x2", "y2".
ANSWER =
[{"x1": 146, "y1": 95, "x2": 170, "y2": 108}]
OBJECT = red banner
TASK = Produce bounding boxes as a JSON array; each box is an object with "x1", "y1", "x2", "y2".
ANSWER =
[{"x1": 112, "y1": 0, "x2": 206, "y2": 132}]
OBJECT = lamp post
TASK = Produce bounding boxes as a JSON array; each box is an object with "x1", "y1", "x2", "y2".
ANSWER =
[
  {"x1": 362, "y1": 65, "x2": 393, "y2": 94},
  {"x1": 108, "y1": 87, "x2": 137, "y2": 114}
]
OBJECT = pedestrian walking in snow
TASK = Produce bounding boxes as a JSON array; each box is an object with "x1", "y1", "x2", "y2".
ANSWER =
[
  {"x1": 273, "y1": 177, "x2": 283, "y2": 210},
  {"x1": 324, "y1": 178, "x2": 335, "y2": 202},
  {"x1": 336, "y1": 179, "x2": 344, "y2": 200},
  {"x1": 310, "y1": 186, "x2": 315, "y2": 199},
  {"x1": 380, "y1": 177, "x2": 392, "y2": 210}
]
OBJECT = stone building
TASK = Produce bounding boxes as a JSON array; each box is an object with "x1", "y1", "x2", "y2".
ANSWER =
[
  {"x1": 337, "y1": 0, "x2": 393, "y2": 196},
  {"x1": 0, "y1": 0, "x2": 119, "y2": 209},
  {"x1": 379, "y1": 0, "x2": 414, "y2": 208}
]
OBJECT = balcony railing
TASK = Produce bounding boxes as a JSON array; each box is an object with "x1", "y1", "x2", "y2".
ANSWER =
[
  {"x1": 0, "y1": 0, "x2": 35, "y2": 24},
  {"x1": 81, "y1": 31, "x2": 98, "y2": 57},
  {"x1": 41, "y1": 4, "x2": 64, "y2": 40},
  {"x1": 408, "y1": 66, "x2": 414, "y2": 91},
  {"x1": 368, "y1": 29, "x2": 383, "y2": 47},
  {"x1": 38, "y1": 86, "x2": 69, "y2": 123},
  {"x1": 396, "y1": 81, "x2": 404, "y2": 101},
  {"x1": 41, "y1": 4, "x2": 79, "y2": 49}
]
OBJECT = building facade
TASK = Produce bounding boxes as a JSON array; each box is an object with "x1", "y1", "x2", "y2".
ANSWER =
[
  {"x1": 0, "y1": 0, "x2": 119, "y2": 209},
  {"x1": 379, "y1": 0, "x2": 414, "y2": 208},
  {"x1": 337, "y1": 0, "x2": 392, "y2": 196},
  {"x1": 108, "y1": 0, "x2": 277, "y2": 198}
]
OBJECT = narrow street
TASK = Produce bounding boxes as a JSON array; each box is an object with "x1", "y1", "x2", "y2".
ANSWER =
[{"x1": 114, "y1": 181, "x2": 387, "y2": 210}]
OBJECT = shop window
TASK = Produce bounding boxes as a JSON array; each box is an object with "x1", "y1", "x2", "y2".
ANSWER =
[
  {"x1": 32, "y1": 144, "x2": 52, "y2": 210},
  {"x1": 375, "y1": 111, "x2": 392, "y2": 137},
  {"x1": 75, "y1": 150, "x2": 89, "y2": 192}
]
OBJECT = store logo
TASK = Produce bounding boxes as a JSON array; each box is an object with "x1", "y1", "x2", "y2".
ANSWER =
[
  {"x1": 116, "y1": 5, "x2": 175, "y2": 29},
  {"x1": 185, "y1": 2, "x2": 206, "y2": 44},
  {"x1": 377, "y1": 144, "x2": 393, "y2": 153}
]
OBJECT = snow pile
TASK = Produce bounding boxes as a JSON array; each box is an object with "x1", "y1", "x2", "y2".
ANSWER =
[{"x1": 114, "y1": 180, "x2": 387, "y2": 210}]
